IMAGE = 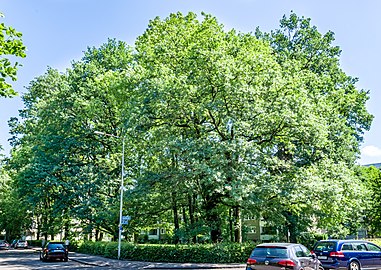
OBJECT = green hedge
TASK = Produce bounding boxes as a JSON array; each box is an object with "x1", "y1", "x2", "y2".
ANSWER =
[
  {"x1": 77, "y1": 241, "x2": 255, "y2": 263},
  {"x1": 28, "y1": 240, "x2": 43, "y2": 247}
]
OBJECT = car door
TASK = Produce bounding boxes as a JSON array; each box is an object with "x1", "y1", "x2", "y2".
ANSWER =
[
  {"x1": 352, "y1": 242, "x2": 373, "y2": 268},
  {"x1": 294, "y1": 245, "x2": 315, "y2": 270},
  {"x1": 365, "y1": 242, "x2": 381, "y2": 268}
]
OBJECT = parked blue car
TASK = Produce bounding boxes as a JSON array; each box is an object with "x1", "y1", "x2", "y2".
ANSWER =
[{"x1": 312, "y1": 240, "x2": 381, "y2": 270}]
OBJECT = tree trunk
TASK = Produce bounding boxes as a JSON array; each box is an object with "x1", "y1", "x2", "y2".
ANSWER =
[
  {"x1": 229, "y1": 209, "x2": 234, "y2": 242},
  {"x1": 188, "y1": 194, "x2": 197, "y2": 243},
  {"x1": 284, "y1": 211, "x2": 298, "y2": 243},
  {"x1": 204, "y1": 197, "x2": 222, "y2": 243},
  {"x1": 233, "y1": 206, "x2": 242, "y2": 243},
  {"x1": 64, "y1": 222, "x2": 69, "y2": 240},
  {"x1": 95, "y1": 229, "x2": 99, "y2": 241},
  {"x1": 172, "y1": 192, "x2": 180, "y2": 244}
]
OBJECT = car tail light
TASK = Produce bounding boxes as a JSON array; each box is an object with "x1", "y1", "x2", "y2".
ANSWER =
[
  {"x1": 247, "y1": 258, "x2": 257, "y2": 264},
  {"x1": 329, "y1": 251, "x2": 345, "y2": 257},
  {"x1": 278, "y1": 260, "x2": 296, "y2": 267}
]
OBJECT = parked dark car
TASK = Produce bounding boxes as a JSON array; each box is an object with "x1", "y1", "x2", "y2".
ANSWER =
[
  {"x1": 312, "y1": 240, "x2": 381, "y2": 270},
  {"x1": 15, "y1": 240, "x2": 28, "y2": 249},
  {"x1": 40, "y1": 242, "x2": 68, "y2": 262},
  {"x1": 246, "y1": 243, "x2": 323, "y2": 270},
  {"x1": 0, "y1": 240, "x2": 10, "y2": 250}
]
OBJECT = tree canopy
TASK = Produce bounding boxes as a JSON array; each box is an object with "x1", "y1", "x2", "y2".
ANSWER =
[{"x1": 2, "y1": 12, "x2": 374, "y2": 243}]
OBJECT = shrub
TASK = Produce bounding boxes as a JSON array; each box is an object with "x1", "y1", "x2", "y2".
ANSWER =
[{"x1": 77, "y1": 241, "x2": 255, "y2": 263}]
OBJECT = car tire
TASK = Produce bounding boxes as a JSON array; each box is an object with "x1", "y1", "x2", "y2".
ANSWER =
[
  {"x1": 64, "y1": 258, "x2": 68, "y2": 262},
  {"x1": 349, "y1": 261, "x2": 360, "y2": 270}
]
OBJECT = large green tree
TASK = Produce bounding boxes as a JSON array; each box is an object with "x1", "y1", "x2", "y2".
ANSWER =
[
  {"x1": 6, "y1": 12, "x2": 373, "y2": 244},
  {"x1": 9, "y1": 39, "x2": 134, "y2": 240},
  {"x1": 126, "y1": 12, "x2": 372, "y2": 242},
  {"x1": 254, "y1": 13, "x2": 373, "y2": 241}
]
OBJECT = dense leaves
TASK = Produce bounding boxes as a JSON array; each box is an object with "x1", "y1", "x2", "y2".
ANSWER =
[
  {"x1": 1, "y1": 12, "x2": 374, "y2": 243},
  {"x1": 0, "y1": 12, "x2": 26, "y2": 97}
]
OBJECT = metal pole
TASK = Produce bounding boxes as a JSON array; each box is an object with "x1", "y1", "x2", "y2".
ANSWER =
[
  {"x1": 94, "y1": 130, "x2": 125, "y2": 260},
  {"x1": 118, "y1": 136, "x2": 125, "y2": 260}
]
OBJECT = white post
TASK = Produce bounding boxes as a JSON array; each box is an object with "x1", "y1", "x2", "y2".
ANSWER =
[
  {"x1": 94, "y1": 130, "x2": 125, "y2": 260},
  {"x1": 118, "y1": 136, "x2": 125, "y2": 260}
]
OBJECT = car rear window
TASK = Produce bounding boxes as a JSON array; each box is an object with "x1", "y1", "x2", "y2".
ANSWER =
[
  {"x1": 48, "y1": 243, "x2": 64, "y2": 249},
  {"x1": 252, "y1": 247, "x2": 288, "y2": 258},
  {"x1": 314, "y1": 242, "x2": 336, "y2": 252}
]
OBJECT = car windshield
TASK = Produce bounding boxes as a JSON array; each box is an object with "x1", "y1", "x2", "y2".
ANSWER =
[
  {"x1": 252, "y1": 247, "x2": 288, "y2": 258},
  {"x1": 48, "y1": 243, "x2": 64, "y2": 249},
  {"x1": 314, "y1": 242, "x2": 336, "y2": 252}
]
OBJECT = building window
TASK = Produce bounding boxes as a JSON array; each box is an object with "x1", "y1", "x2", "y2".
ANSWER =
[
  {"x1": 149, "y1": 229, "x2": 158, "y2": 235},
  {"x1": 262, "y1": 226, "x2": 276, "y2": 235}
]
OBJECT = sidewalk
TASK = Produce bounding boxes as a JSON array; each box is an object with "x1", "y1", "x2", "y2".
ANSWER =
[{"x1": 69, "y1": 252, "x2": 246, "y2": 269}]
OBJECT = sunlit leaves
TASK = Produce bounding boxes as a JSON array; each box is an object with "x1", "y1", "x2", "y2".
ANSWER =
[{"x1": 0, "y1": 12, "x2": 26, "y2": 97}]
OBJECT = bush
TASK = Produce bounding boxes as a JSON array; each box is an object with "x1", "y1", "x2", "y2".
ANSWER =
[
  {"x1": 298, "y1": 232, "x2": 328, "y2": 249},
  {"x1": 77, "y1": 241, "x2": 255, "y2": 263},
  {"x1": 28, "y1": 239, "x2": 43, "y2": 247}
]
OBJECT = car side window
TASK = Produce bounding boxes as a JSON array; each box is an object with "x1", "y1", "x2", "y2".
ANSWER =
[
  {"x1": 294, "y1": 246, "x2": 307, "y2": 257},
  {"x1": 367, "y1": 243, "x2": 381, "y2": 252},
  {"x1": 355, "y1": 243, "x2": 367, "y2": 251},
  {"x1": 342, "y1": 243, "x2": 354, "y2": 251},
  {"x1": 300, "y1": 245, "x2": 311, "y2": 256}
]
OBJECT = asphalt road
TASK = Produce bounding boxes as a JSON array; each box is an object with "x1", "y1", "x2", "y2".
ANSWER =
[
  {"x1": 0, "y1": 248, "x2": 246, "y2": 270},
  {"x1": 0, "y1": 249, "x2": 96, "y2": 270}
]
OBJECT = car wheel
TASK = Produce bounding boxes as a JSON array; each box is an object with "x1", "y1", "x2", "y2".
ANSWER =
[
  {"x1": 64, "y1": 258, "x2": 68, "y2": 262},
  {"x1": 349, "y1": 261, "x2": 360, "y2": 270}
]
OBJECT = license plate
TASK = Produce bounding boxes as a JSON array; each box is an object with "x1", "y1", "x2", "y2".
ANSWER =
[{"x1": 318, "y1": 256, "x2": 327, "y2": 260}]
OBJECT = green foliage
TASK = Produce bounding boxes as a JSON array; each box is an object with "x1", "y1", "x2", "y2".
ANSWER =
[
  {"x1": 0, "y1": 12, "x2": 26, "y2": 97},
  {"x1": 78, "y1": 241, "x2": 254, "y2": 263},
  {"x1": 0, "y1": 154, "x2": 31, "y2": 241},
  {"x1": 5, "y1": 11, "x2": 374, "y2": 246},
  {"x1": 28, "y1": 240, "x2": 43, "y2": 247},
  {"x1": 354, "y1": 165, "x2": 381, "y2": 236},
  {"x1": 297, "y1": 232, "x2": 328, "y2": 250},
  {"x1": 8, "y1": 39, "x2": 133, "y2": 240}
]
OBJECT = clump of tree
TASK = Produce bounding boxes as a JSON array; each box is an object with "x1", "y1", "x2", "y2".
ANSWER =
[
  {"x1": 355, "y1": 165, "x2": 381, "y2": 237},
  {"x1": 6, "y1": 12, "x2": 373, "y2": 243},
  {"x1": 0, "y1": 12, "x2": 26, "y2": 97},
  {"x1": 0, "y1": 12, "x2": 27, "y2": 240}
]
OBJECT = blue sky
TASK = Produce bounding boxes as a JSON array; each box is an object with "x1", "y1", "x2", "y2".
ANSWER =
[{"x1": 1, "y1": 0, "x2": 380, "y2": 165}]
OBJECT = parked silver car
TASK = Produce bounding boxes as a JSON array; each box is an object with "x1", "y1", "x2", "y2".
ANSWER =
[
  {"x1": 15, "y1": 240, "x2": 28, "y2": 249},
  {"x1": 247, "y1": 243, "x2": 323, "y2": 270},
  {"x1": 0, "y1": 240, "x2": 10, "y2": 250}
]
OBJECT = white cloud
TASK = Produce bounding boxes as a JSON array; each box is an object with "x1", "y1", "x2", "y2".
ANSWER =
[{"x1": 361, "y1": 145, "x2": 381, "y2": 157}]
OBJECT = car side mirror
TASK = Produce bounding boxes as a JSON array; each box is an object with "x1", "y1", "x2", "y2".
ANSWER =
[{"x1": 311, "y1": 253, "x2": 317, "y2": 259}]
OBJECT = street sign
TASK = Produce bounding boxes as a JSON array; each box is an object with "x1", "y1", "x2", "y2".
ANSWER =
[{"x1": 121, "y1": 215, "x2": 131, "y2": 225}]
